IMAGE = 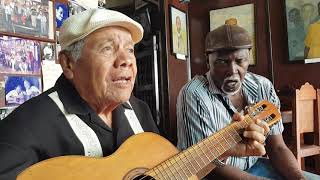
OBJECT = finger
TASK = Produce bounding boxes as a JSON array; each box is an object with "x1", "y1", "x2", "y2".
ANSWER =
[
  {"x1": 232, "y1": 112, "x2": 244, "y2": 122},
  {"x1": 243, "y1": 130, "x2": 266, "y2": 144},
  {"x1": 248, "y1": 140, "x2": 266, "y2": 156},
  {"x1": 246, "y1": 122, "x2": 265, "y2": 135},
  {"x1": 256, "y1": 119, "x2": 270, "y2": 136}
]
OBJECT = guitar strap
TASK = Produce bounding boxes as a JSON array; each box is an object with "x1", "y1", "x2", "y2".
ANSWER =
[
  {"x1": 48, "y1": 91, "x2": 103, "y2": 157},
  {"x1": 124, "y1": 101, "x2": 144, "y2": 134},
  {"x1": 216, "y1": 94, "x2": 235, "y2": 117}
]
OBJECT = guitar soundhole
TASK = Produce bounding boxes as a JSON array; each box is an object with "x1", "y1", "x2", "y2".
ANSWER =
[{"x1": 132, "y1": 175, "x2": 154, "y2": 180}]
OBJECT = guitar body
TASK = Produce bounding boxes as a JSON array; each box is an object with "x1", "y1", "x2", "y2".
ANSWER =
[
  {"x1": 18, "y1": 101, "x2": 280, "y2": 180},
  {"x1": 18, "y1": 132, "x2": 201, "y2": 180}
]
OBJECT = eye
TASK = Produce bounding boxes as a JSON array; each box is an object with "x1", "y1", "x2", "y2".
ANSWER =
[
  {"x1": 215, "y1": 58, "x2": 228, "y2": 65},
  {"x1": 100, "y1": 45, "x2": 114, "y2": 55},
  {"x1": 128, "y1": 48, "x2": 134, "y2": 54}
]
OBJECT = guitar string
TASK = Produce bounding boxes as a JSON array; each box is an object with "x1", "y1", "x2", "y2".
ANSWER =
[
  {"x1": 139, "y1": 110, "x2": 270, "y2": 180},
  {"x1": 138, "y1": 128, "x2": 239, "y2": 180}
]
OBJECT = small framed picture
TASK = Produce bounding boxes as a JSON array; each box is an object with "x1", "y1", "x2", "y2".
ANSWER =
[
  {"x1": 169, "y1": 5, "x2": 188, "y2": 58},
  {"x1": 0, "y1": 0, "x2": 55, "y2": 41},
  {"x1": 56, "y1": 1, "x2": 69, "y2": 29},
  {"x1": 0, "y1": 36, "x2": 41, "y2": 75},
  {"x1": 41, "y1": 42, "x2": 55, "y2": 62},
  {"x1": 5, "y1": 75, "x2": 42, "y2": 106}
]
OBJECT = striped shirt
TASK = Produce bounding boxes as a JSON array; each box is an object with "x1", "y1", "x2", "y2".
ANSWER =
[{"x1": 176, "y1": 71, "x2": 284, "y2": 170}]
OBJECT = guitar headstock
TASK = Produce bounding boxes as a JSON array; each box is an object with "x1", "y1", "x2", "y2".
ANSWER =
[{"x1": 246, "y1": 100, "x2": 281, "y2": 127}]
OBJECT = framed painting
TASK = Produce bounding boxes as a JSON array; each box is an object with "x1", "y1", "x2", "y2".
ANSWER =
[
  {"x1": 4, "y1": 75, "x2": 41, "y2": 106},
  {"x1": 209, "y1": 4, "x2": 256, "y2": 65},
  {"x1": 0, "y1": 0, "x2": 55, "y2": 41},
  {"x1": 169, "y1": 5, "x2": 188, "y2": 58},
  {"x1": 0, "y1": 36, "x2": 41, "y2": 75},
  {"x1": 285, "y1": 0, "x2": 320, "y2": 62}
]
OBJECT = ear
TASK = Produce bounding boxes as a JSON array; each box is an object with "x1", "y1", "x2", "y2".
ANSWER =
[
  {"x1": 205, "y1": 54, "x2": 210, "y2": 69},
  {"x1": 59, "y1": 52, "x2": 75, "y2": 80}
]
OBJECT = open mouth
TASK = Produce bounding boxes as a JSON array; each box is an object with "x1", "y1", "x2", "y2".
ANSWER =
[
  {"x1": 112, "y1": 76, "x2": 132, "y2": 84},
  {"x1": 225, "y1": 79, "x2": 239, "y2": 87}
]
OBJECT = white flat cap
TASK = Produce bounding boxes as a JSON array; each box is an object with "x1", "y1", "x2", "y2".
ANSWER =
[{"x1": 59, "y1": 8, "x2": 144, "y2": 50}]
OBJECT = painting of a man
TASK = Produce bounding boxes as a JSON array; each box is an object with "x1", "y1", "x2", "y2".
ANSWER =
[{"x1": 170, "y1": 6, "x2": 188, "y2": 56}]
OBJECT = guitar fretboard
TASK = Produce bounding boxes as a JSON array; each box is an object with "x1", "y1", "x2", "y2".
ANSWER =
[{"x1": 145, "y1": 116, "x2": 253, "y2": 179}]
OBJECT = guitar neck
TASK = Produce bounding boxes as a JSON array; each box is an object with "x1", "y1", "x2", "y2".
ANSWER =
[{"x1": 147, "y1": 116, "x2": 253, "y2": 178}]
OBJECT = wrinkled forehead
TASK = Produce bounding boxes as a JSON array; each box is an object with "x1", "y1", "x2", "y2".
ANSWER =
[{"x1": 210, "y1": 49, "x2": 250, "y2": 59}]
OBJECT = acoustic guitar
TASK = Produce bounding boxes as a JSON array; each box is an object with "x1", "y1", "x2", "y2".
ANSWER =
[{"x1": 17, "y1": 100, "x2": 281, "y2": 180}]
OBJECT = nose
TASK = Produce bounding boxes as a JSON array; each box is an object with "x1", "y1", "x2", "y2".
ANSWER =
[
  {"x1": 226, "y1": 61, "x2": 238, "y2": 76},
  {"x1": 114, "y1": 48, "x2": 134, "y2": 68}
]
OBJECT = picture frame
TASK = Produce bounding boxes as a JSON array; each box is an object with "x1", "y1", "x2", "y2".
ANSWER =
[
  {"x1": 0, "y1": 35, "x2": 41, "y2": 75},
  {"x1": 0, "y1": 0, "x2": 55, "y2": 41},
  {"x1": 169, "y1": 5, "x2": 188, "y2": 58},
  {"x1": 209, "y1": 3, "x2": 257, "y2": 65},
  {"x1": 284, "y1": 0, "x2": 320, "y2": 62},
  {"x1": 55, "y1": 1, "x2": 69, "y2": 29},
  {"x1": 4, "y1": 75, "x2": 42, "y2": 106}
]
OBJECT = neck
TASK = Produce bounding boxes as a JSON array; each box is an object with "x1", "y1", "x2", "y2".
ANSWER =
[{"x1": 98, "y1": 110, "x2": 113, "y2": 127}]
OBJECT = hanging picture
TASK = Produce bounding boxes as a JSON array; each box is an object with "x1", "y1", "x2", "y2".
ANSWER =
[
  {"x1": 40, "y1": 42, "x2": 55, "y2": 62},
  {"x1": 4, "y1": 75, "x2": 41, "y2": 106},
  {"x1": 285, "y1": 0, "x2": 320, "y2": 62},
  {"x1": 0, "y1": 0, "x2": 54, "y2": 40},
  {"x1": 209, "y1": 4, "x2": 256, "y2": 65},
  {"x1": 56, "y1": 1, "x2": 69, "y2": 28},
  {"x1": 169, "y1": 5, "x2": 188, "y2": 58},
  {"x1": 0, "y1": 36, "x2": 41, "y2": 75}
]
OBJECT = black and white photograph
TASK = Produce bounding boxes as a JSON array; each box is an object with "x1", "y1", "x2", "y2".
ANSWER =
[{"x1": 40, "y1": 42, "x2": 55, "y2": 62}]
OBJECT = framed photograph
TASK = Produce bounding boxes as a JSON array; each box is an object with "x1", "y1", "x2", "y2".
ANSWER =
[
  {"x1": 0, "y1": 36, "x2": 41, "y2": 75},
  {"x1": 40, "y1": 42, "x2": 55, "y2": 62},
  {"x1": 0, "y1": 0, "x2": 54, "y2": 41},
  {"x1": 210, "y1": 4, "x2": 256, "y2": 65},
  {"x1": 55, "y1": 1, "x2": 69, "y2": 29},
  {"x1": 68, "y1": 1, "x2": 86, "y2": 16},
  {"x1": 285, "y1": 0, "x2": 320, "y2": 62},
  {"x1": 5, "y1": 75, "x2": 41, "y2": 106},
  {"x1": 169, "y1": 5, "x2": 188, "y2": 58}
]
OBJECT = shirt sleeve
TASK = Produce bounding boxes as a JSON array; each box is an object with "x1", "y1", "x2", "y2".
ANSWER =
[
  {"x1": 0, "y1": 120, "x2": 39, "y2": 180},
  {"x1": 176, "y1": 87, "x2": 212, "y2": 150},
  {"x1": 0, "y1": 143, "x2": 39, "y2": 180}
]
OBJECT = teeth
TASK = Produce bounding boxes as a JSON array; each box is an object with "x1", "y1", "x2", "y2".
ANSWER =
[{"x1": 114, "y1": 80, "x2": 128, "y2": 83}]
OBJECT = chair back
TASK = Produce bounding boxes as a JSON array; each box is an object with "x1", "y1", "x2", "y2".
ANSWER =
[{"x1": 293, "y1": 83, "x2": 318, "y2": 135}]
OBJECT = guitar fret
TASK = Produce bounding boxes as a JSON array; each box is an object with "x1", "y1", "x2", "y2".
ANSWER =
[
  {"x1": 207, "y1": 136, "x2": 221, "y2": 158},
  {"x1": 186, "y1": 148, "x2": 202, "y2": 170},
  {"x1": 168, "y1": 158, "x2": 185, "y2": 179},
  {"x1": 197, "y1": 142, "x2": 212, "y2": 164},
  {"x1": 174, "y1": 153, "x2": 192, "y2": 178},
  {"x1": 180, "y1": 153, "x2": 195, "y2": 176},
  {"x1": 163, "y1": 160, "x2": 178, "y2": 180},
  {"x1": 181, "y1": 150, "x2": 197, "y2": 174},
  {"x1": 192, "y1": 145, "x2": 207, "y2": 167},
  {"x1": 224, "y1": 126, "x2": 239, "y2": 146},
  {"x1": 154, "y1": 164, "x2": 169, "y2": 180},
  {"x1": 201, "y1": 140, "x2": 216, "y2": 161}
]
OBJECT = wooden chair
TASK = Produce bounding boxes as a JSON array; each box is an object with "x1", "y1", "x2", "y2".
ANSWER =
[{"x1": 291, "y1": 82, "x2": 320, "y2": 173}]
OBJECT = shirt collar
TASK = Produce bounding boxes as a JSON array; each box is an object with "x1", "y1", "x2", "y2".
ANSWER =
[{"x1": 54, "y1": 75, "x2": 93, "y2": 115}]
